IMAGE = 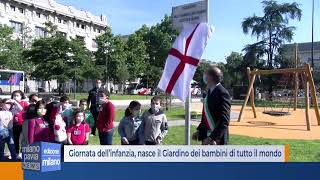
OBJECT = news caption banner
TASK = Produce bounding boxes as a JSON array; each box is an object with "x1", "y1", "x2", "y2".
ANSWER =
[
  {"x1": 22, "y1": 142, "x2": 61, "y2": 172},
  {"x1": 64, "y1": 145, "x2": 289, "y2": 162}
]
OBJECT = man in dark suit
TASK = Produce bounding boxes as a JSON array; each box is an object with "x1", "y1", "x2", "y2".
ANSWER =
[
  {"x1": 87, "y1": 79, "x2": 103, "y2": 136},
  {"x1": 192, "y1": 65, "x2": 231, "y2": 145}
]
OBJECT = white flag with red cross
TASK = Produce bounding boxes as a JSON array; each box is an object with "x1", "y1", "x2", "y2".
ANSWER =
[{"x1": 158, "y1": 23, "x2": 213, "y2": 101}]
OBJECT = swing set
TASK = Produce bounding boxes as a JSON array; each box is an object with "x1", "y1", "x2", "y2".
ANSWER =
[{"x1": 238, "y1": 44, "x2": 320, "y2": 131}]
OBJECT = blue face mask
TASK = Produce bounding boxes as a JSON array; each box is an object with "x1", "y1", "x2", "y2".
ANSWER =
[{"x1": 203, "y1": 74, "x2": 208, "y2": 84}]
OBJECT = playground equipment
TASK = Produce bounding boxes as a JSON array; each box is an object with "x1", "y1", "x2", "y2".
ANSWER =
[
  {"x1": 261, "y1": 73, "x2": 295, "y2": 116},
  {"x1": 238, "y1": 42, "x2": 320, "y2": 131},
  {"x1": 239, "y1": 43, "x2": 320, "y2": 131},
  {"x1": 260, "y1": 71, "x2": 308, "y2": 116},
  {"x1": 238, "y1": 63, "x2": 320, "y2": 131}
]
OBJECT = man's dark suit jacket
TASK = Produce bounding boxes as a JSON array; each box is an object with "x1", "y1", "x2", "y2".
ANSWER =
[
  {"x1": 197, "y1": 84, "x2": 231, "y2": 145},
  {"x1": 87, "y1": 87, "x2": 100, "y2": 114}
]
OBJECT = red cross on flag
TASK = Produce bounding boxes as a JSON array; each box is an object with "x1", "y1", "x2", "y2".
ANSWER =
[{"x1": 158, "y1": 23, "x2": 213, "y2": 101}]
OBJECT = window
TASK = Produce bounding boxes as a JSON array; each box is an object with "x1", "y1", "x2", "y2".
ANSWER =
[
  {"x1": 58, "y1": 18, "x2": 62, "y2": 23},
  {"x1": 81, "y1": 24, "x2": 85, "y2": 29},
  {"x1": 10, "y1": 21, "x2": 23, "y2": 34},
  {"x1": 36, "y1": 12, "x2": 41, "y2": 18},
  {"x1": 43, "y1": 14, "x2": 48, "y2": 20},
  {"x1": 98, "y1": 29, "x2": 101, "y2": 33},
  {"x1": 10, "y1": 5, "x2": 15, "y2": 12},
  {"x1": 35, "y1": 26, "x2": 47, "y2": 38},
  {"x1": 92, "y1": 39, "x2": 97, "y2": 48},
  {"x1": 18, "y1": 7, "x2": 24, "y2": 14},
  {"x1": 63, "y1": 20, "x2": 68, "y2": 24},
  {"x1": 93, "y1": 28, "x2": 96, "y2": 32},
  {"x1": 76, "y1": 23, "x2": 80, "y2": 28}
]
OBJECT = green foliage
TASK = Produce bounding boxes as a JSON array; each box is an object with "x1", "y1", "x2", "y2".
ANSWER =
[
  {"x1": 224, "y1": 52, "x2": 245, "y2": 88},
  {"x1": 140, "y1": 15, "x2": 179, "y2": 88},
  {"x1": 242, "y1": 0, "x2": 302, "y2": 68},
  {"x1": 95, "y1": 15, "x2": 179, "y2": 89},
  {"x1": 194, "y1": 60, "x2": 211, "y2": 88},
  {"x1": 20, "y1": 24, "x2": 33, "y2": 48},
  {"x1": 126, "y1": 32, "x2": 148, "y2": 81},
  {"x1": 23, "y1": 34, "x2": 93, "y2": 84},
  {"x1": 95, "y1": 27, "x2": 127, "y2": 82},
  {"x1": 0, "y1": 24, "x2": 33, "y2": 74}
]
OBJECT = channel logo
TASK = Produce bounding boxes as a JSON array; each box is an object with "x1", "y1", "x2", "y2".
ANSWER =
[{"x1": 22, "y1": 142, "x2": 61, "y2": 172}]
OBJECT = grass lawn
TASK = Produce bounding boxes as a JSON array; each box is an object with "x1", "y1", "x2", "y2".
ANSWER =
[
  {"x1": 89, "y1": 126, "x2": 320, "y2": 162},
  {"x1": 71, "y1": 94, "x2": 152, "y2": 101}
]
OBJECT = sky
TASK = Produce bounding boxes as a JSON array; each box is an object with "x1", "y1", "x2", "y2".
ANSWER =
[{"x1": 56, "y1": 0, "x2": 320, "y2": 62}]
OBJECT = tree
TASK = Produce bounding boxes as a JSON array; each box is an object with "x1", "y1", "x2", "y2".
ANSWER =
[
  {"x1": 224, "y1": 52, "x2": 244, "y2": 88},
  {"x1": 44, "y1": 21, "x2": 58, "y2": 37},
  {"x1": 140, "y1": 15, "x2": 179, "y2": 88},
  {"x1": 20, "y1": 24, "x2": 33, "y2": 48},
  {"x1": 126, "y1": 32, "x2": 148, "y2": 81},
  {"x1": 111, "y1": 35, "x2": 128, "y2": 82},
  {"x1": 117, "y1": 63, "x2": 130, "y2": 92},
  {"x1": 0, "y1": 24, "x2": 34, "y2": 74},
  {"x1": 242, "y1": 0, "x2": 302, "y2": 68},
  {"x1": 194, "y1": 60, "x2": 211, "y2": 88},
  {"x1": 23, "y1": 34, "x2": 93, "y2": 94},
  {"x1": 95, "y1": 27, "x2": 128, "y2": 84}
]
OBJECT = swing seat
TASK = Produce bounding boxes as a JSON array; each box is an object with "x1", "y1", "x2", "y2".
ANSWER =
[{"x1": 263, "y1": 111, "x2": 290, "y2": 116}]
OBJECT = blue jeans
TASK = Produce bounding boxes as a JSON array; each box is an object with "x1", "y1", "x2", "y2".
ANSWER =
[
  {"x1": 0, "y1": 130, "x2": 16, "y2": 161},
  {"x1": 99, "y1": 129, "x2": 114, "y2": 145}
]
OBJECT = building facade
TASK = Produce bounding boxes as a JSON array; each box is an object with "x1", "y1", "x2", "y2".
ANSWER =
[
  {"x1": 0, "y1": 0, "x2": 107, "y2": 51},
  {"x1": 282, "y1": 42, "x2": 320, "y2": 68},
  {"x1": 0, "y1": 0, "x2": 108, "y2": 93}
]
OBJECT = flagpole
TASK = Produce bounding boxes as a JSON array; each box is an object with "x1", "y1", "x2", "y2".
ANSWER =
[
  {"x1": 311, "y1": 0, "x2": 314, "y2": 72},
  {"x1": 185, "y1": 85, "x2": 191, "y2": 145}
]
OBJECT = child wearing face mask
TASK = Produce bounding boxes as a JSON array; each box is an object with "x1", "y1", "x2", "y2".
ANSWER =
[
  {"x1": 96, "y1": 89, "x2": 115, "y2": 145},
  {"x1": 118, "y1": 101, "x2": 143, "y2": 145},
  {"x1": 60, "y1": 96, "x2": 73, "y2": 128},
  {"x1": 26, "y1": 100, "x2": 52, "y2": 145},
  {"x1": 0, "y1": 98, "x2": 23, "y2": 161},
  {"x1": 140, "y1": 96, "x2": 168, "y2": 145},
  {"x1": 67, "y1": 110, "x2": 90, "y2": 145},
  {"x1": 11, "y1": 90, "x2": 28, "y2": 159},
  {"x1": 79, "y1": 99, "x2": 94, "y2": 133}
]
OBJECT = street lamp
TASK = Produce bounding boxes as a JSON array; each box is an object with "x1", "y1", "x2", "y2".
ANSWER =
[
  {"x1": 104, "y1": 41, "x2": 114, "y2": 92},
  {"x1": 67, "y1": 49, "x2": 76, "y2": 99}
]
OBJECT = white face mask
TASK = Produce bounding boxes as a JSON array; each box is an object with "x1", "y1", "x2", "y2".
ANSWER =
[
  {"x1": 99, "y1": 98, "x2": 105, "y2": 104},
  {"x1": 151, "y1": 104, "x2": 161, "y2": 112},
  {"x1": 62, "y1": 103, "x2": 70, "y2": 110},
  {"x1": 13, "y1": 95, "x2": 22, "y2": 101}
]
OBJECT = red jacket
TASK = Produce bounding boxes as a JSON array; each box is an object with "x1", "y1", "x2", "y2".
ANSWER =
[
  {"x1": 14, "y1": 101, "x2": 29, "y2": 125},
  {"x1": 97, "y1": 101, "x2": 115, "y2": 132}
]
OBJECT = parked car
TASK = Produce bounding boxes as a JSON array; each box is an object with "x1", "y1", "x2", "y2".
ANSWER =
[{"x1": 126, "y1": 83, "x2": 151, "y2": 95}]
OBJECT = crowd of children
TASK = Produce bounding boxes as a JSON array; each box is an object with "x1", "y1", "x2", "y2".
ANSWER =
[{"x1": 0, "y1": 88, "x2": 168, "y2": 161}]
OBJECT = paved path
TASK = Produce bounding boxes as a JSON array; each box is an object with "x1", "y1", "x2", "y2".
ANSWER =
[
  {"x1": 110, "y1": 98, "x2": 201, "y2": 107},
  {"x1": 114, "y1": 112, "x2": 240, "y2": 127},
  {"x1": 114, "y1": 119, "x2": 200, "y2": 127}
]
